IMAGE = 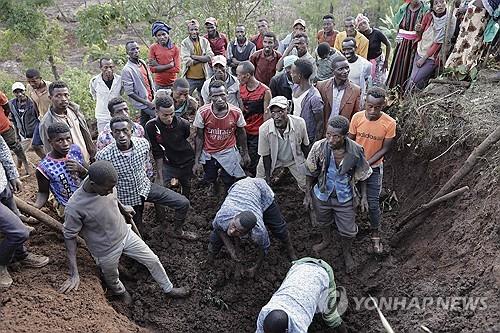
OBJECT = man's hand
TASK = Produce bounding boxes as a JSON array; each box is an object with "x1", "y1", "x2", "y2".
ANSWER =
[
  {"x1": 9, "y1": 178, "x2": 22, "y2": 193},
  {"x1": 303, "y1": 193, "x2": 313, "y2": 211},
  {"x1": 149, "y1": 59, "x2": 159, "y2": 66},
  {"x1": 146, "y1": 101, "x2": 156, "y2": 110},
  {"x1": 122, "y1": 205, "x2": 135, "y2": 222},
  {"x1": 59, "y1": 273, "x2": 80, "y2": 294},
  {"x1": 192, "y1": 162, "x2": 204, "y2": 177},
  {"x1": 416, "y1": 57, "x2": 427, "y2": 68},
  {"x1": 415, "y1": 23, "x2": 422, "y2": 33},
  {"x1": 66, "y1": 160, "x2": 85, "y2": 175},
  {"x1": 241, "y1": 153, "x2": 251, "y2": 167},
  {"x1": 360, "y1": 196, "x2": 369, "y2": 213}
]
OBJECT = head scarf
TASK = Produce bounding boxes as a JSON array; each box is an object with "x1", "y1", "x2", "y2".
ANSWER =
[
  {"x1": 354, "y1": 13, "x2": 370, "y2": 28},
  {"x1": 151, "y1": 21, "x2": 171, "y2": 37}
]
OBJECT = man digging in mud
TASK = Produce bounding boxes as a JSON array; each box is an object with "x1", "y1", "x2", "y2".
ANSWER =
[
  {"x1": 304, "y1": 115, "x2": 371, "y2": 273},
  {"x1": 60, "y1": 160, "x2": 190, "y2": 303},
  {"x1": 208, "y1": 177, "x2": 297, "y2": 278},
  {"x1": 256, "y1": 257, "x2": 348, "y2": 333}
]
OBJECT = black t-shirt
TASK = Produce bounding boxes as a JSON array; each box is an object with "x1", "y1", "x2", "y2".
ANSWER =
[
  {"x1": 104, "y1": 77, "x2": 114, "y2": 90},
  {"x1": 144, "y1": 116, "x2": 195, "y2": 168},
  {"x1": 364, "y1": 28, "x2": 389, "y2": 60}
]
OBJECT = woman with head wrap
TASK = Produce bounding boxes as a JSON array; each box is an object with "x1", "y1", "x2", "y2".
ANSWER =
[
  {"x1": 386, "y1": 0, "x2": 429, "y2": 91},
  {"x1": 406, "y1": 0, "x2": 456, "y2": 93},
  {"x1": 148, "y1": 21, "x2": 181, "y2": 89},
  {"x1": 356, "y1": 14, "x2": 392, "y2": 87}
]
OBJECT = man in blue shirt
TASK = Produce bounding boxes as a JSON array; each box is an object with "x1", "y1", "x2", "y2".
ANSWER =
[{"x1": 304, "y1": 115, "x2": 371, "y2": 273}]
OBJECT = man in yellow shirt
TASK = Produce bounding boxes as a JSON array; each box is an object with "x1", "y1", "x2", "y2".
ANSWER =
[{"x1": 334, "y1": 16, "x2": 369, "y2": 59}]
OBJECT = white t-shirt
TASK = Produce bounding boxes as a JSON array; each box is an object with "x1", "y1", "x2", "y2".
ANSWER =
[{"x1": 292, "y1": 88, "x2": 309, "y2": 117}]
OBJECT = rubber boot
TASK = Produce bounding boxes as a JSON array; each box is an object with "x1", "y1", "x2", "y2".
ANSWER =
[
  {"x1": 0, "y1": 265, "x2": 13, "y2": 288},
  {"x1": 341, "y1": 237, "x2": 355, "y2": 274},
  {"x1": 312, "y1": 227, "x2": 331, "y2": 254},
  {"x1": 281, "y1": 234, "x2": 297, "y2": 261},
  {"x1": 165, "y1": 286, "x2": 190, "y2": 298}
]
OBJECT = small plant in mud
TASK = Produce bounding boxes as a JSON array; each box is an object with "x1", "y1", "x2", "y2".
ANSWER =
[{"x1": 200, "y1": 287, "x2": 229, "y2": 311}]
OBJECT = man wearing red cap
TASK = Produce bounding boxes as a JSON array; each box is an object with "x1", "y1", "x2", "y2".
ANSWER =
[{"x1": 204, "y1": 17, "x2": 229, "y2": 57}]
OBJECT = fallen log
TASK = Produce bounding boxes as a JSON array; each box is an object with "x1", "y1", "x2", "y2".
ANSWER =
[
  {"x1": 395, "y1": 186, "x2": 469, "y2": 230},
  {"x1": 432, "y1": 126, "x2": 500, "y2": 200},
  {"x1": 14, "y1": 196, "x2": 86, "y2": 247},
  {"x1": 391, "y1": 186, "x2": 469, "y2": 246}
]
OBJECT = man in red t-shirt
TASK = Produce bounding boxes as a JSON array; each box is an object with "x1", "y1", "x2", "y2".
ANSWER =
[
  {"x1": 0, "y1": 91, "x2": 30, "y2": 174},
  {"x1": 317, "y1": 14, "x2": 339, "y2": 48},
  {"x1": 204, "y1": 17, "x2": 229, "y2": 57},
  {"x1": 236, "y1": 61, "x2": 272, "y2": 176},
  {"x1": 249, "y1": 32, "x2": 282, "y2": 86},
  {"x1": 149, "y1": 21, "x2": 181, "y2": 89},
  {"x1": 193, "y1": 80, "x2": 250, "y2": 193}
]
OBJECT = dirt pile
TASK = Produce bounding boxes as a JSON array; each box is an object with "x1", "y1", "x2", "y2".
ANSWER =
[{"x1": 1, "y1": 74, "x2": 499, "y2": 333}]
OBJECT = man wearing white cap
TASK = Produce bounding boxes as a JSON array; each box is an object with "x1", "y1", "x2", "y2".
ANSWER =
[
  {"x1": 200, "y1": 55, "x2": 242, "y2": 109},
  {"x1": 0, "y1": 88, "x2": 30, "y2": 175},
  {"x1": 269, "y1": 55, "x2": 297, "y2": 100},
  {"x1": 257, "y1": 96, "x2": 309, "y2": 191},
  {"x1": 9, "y1": 82, "x2": 45, "y2": 160},
  {"x1": 278, "y1": 19, "x2": 307, "y2": 54},
  {"x1": 204, "y1": 17, "x2": 229, "y2": 57}
]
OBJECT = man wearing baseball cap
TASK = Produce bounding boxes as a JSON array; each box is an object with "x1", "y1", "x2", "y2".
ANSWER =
[
  {"x1": 278, "y1": 19, "x2": 306, "y2": 54},
  {"x1": 200, "y1": 55, "x2": 242, "y2": 109},
  {"x1": 257, "y1": 96, "x2": 310, "y2": 191},
  {"x1": 204, "y1": 17, "x2": 229, "y2": 57},
  {"x1": 9, "y1": 82, "x2": 44, "y2": 161},
  {"x1": 0, "y1": 88, "x2": 30, "y2": 175}
]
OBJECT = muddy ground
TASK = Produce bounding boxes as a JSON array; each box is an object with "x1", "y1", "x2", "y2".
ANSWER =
[{"x1": 1, "y1": 78, "x2": 499, "y2": 332}]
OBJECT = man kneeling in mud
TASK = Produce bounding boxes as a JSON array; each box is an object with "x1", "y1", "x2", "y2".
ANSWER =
[
  {"x1": 256, "y1": 257, "x2": 348, "y2": 333},
  {"x1": 60, "y1": 160, "x2": 189, "y2": 303},
  {"x1": 208, "y1": 177, "x2": 297, "y2": 278}
]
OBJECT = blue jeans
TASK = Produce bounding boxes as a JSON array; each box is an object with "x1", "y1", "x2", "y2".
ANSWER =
[
  {"x1": 202, "y1": 158, "x2": 236, "y2": 187},
  {"x1": 0, "y1": 187, "x2": 29, "y2": 266},
  {"x1": 366, "y1": 165, "x2": 383, "y2": 230},
  {"x1": 209, "y1": 201, "x2": 289, "y2": 253}
]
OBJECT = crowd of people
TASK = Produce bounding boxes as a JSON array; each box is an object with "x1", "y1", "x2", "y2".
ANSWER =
[{"x1": 0, "y1": 1, "x2": 497, "y2": 330}]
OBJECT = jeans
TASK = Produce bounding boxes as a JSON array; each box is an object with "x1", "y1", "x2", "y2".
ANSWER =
[
  {"x1": 0, "y1": 187, "x2": 29, "y2": 266},
  {"x1": 209, "y1": 201, "x2": 289, "y2": 253},
  {"x1": 139, "y1": 108, "x2": 156, "y2": 127},
  {"x1": 31, "y1": 124, "x2": 43, "y2": 146},
  {"x1": 132, "y1": 183, "x2": 190, "y2": 225},
  {"x1": 202, "y1": 158, "x2": 237, "y2": 188},
  {"x1": 94, "y1": 226, "x2": 173, "y2": 295},
  {"x1": 366, "y1": 165, "x2": 383, "y2": 230},
  {"x1": 247, "y1": 134, "x2": 259, "y2": 176}
]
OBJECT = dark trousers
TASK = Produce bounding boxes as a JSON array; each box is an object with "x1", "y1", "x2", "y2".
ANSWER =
[
  {"x1": 247, "y1": 134, "x2": 259, "y2": 176},
  {"x1": 132, "y1": 183, "x2": 190, "y2": 225},
  {"x1": 209, "y1": 201, "x2": 289, "y2": 252},
  {"x1": 1, "y1": 127, "x2": 27, "y2": 163},
  {"x1": 366, "y1": 166, "x2": 382, "y2": 230},
  {"x1": 186, "y1": 78, "x2": 205, "y2": 96},
  {"x1": 0, "y1": 187, "x2": 29, "y2": 266},
  {"x1": 203, "y1": 158, "x2": 236, "y2": 188}
]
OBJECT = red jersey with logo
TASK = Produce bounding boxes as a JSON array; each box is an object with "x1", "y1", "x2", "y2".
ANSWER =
[{"x1": 240, "y1": 83, "x2": 268, "y2": 136}]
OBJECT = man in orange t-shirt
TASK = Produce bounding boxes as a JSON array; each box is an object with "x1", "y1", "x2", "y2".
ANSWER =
[
  {"x1": 348, "y1": 87, "x2": 395, "y2": 254},
  {"x1": 149, "y1": 21, "x2": 181, "y2": 89},
  {"x1": 0, "y1": 91, "x2": 30, "y2": 174}
]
